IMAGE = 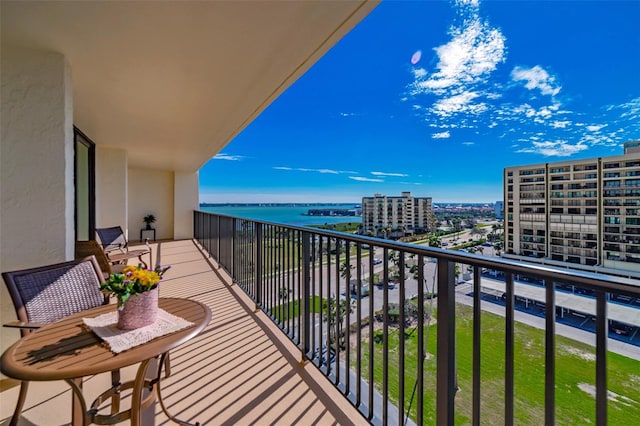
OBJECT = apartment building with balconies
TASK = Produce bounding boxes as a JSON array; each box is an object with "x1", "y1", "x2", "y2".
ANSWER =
[
  {"x1": 361, "y1": 191, "x2": 434, "y2": 238},
  {"x1": 504, "y1": 141, "x2": 640, "y2": 278}
]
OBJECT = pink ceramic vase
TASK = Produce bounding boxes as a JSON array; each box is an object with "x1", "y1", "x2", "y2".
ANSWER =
[{"x1": 117, "y1": 287, "x2": 159, "y2": 330}]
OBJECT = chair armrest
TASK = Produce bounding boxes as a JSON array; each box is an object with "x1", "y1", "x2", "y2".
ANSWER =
[{"x1": 3, "y1": 321, "x2": 43, "y2": 330}]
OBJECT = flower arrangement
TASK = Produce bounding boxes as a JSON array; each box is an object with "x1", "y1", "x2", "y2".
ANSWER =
[{"x1": 101, "y1": 264, "x2": 170, "y2": 307}]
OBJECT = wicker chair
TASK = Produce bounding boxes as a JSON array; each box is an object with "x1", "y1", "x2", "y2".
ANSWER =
[
  {"x1": 75, "y1": 240, "x2": 126, "y2": 279},
  {"x1": 95, "y1": 226, "x2": 152, "y2": 269},
  {"x1": 1, "y1": 256, "x2": 117, "y2": 425}
]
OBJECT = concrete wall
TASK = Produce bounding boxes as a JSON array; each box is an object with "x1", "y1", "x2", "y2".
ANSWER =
[
  {"x1": 128, "y1": 168, "x2": 175, "y2": 241},
  {"x1": 1, "y1": 48, "x2": 74, "y2": 356}
]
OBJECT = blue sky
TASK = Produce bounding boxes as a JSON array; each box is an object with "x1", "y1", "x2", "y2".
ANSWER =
[{"x1": 199, "y1": 0, "x2": 640, "y2": 204}]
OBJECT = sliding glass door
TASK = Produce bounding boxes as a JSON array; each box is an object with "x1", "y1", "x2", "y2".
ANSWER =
[{"x1": 74, "y1": 127, "x2": 95, "y2": 241}]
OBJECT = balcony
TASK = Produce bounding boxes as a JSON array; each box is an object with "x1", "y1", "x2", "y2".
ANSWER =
[
  {"x1": 3, "y1": 213, "x2": 640, "y2": 425},
  {"x1": 0, "y1": 239, "x2": 366, "y2": 425}
]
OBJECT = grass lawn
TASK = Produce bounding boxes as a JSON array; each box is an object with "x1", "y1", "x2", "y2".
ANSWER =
[
  {"x1": 272, "y1": 295, "x2": 325, "y2": 322},
  {"x1": 357, "y1": 304, "x2": 640, "y2": 425}
]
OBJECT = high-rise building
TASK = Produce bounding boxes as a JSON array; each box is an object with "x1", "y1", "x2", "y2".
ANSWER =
[
  {"x1": 361, "y1": 192, "x2": 434, "y2": 238},
  {"x1": 495, "y1": 201, "x2": 504, "y2": 220},
  {"x1": 504, "y1": 145, "x2": 640, "y2": 277}
]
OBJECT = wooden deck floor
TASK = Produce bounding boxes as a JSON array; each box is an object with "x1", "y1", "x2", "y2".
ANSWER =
[{"x1": 0, "y1": 239, "x2": 368, "y2": 426}]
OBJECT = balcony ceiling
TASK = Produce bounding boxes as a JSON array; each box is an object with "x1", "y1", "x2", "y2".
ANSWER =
[{"x1": 1, "y1": 1, "x2": 378, "y2": 172}]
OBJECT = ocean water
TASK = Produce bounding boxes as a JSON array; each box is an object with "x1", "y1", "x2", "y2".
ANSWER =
[{"x1": 199, "y1": 204, "x2": 361, "y2": 227}]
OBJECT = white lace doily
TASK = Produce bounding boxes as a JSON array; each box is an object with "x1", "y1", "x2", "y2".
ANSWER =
[{"x1": 83, "y1": 309, "x2": 194, "y2": 353}]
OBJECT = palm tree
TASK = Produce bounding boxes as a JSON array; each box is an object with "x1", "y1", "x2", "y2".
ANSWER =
[
  {"x1": 428, "y1": 233, "x2": 442, "y2": 248},
  {"x1": 323, "y1": 297, "x2": 355, "y2": 351},
  {"x1": 470, "y1": 226, "x2": 487, "y2": 241}
]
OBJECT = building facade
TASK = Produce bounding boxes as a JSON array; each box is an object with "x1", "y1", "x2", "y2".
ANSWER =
[
  {"x1": 361, "y1": 192, "x2": 435, "y2": 238},
  {"x1": 504, "y1": 143, "x2": 640, "y2": 277}
]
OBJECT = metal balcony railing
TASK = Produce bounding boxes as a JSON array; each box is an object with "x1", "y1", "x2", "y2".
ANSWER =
[{"x1": 193, "y1": 211, "x2": 640, "y2": 425}]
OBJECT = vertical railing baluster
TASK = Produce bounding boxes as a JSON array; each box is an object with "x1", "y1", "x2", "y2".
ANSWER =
[
  {"x1": 255, "y1": 223, "x2": 263, "y2": 311},
  {"x1": 368, "y1": 247, "x2": 375, "y2": 421},
  {"x1": 417, "y1": 255, "x2": 425, "y2": 425},
  {"x1": 398, "y1": 250, "x2": 405, "y2": 426},
  {"x1": 231, "y1": 218, "x2": 236, "y2": 279},
  {"x1": 382, "y1": 247, "x2": 389, "y2": 425},
  {"x1": 301, "y1": 231, "x2": 311, "y2": 362},
  {"x1": 334, "y1": 239, "x2": 341, "y2": 386},
  {"x1": 473, "y1": 265, "x2": 482, "y2": 426},
  {"x1": 544, "y1": 279, "x2": 556, "y2": 425},
  {"x1": 595, "y1": 290, "x2": 608, "y2": 426},
  {"x1": 436, "y1": 258, "x2": 456, "y2": 426},
  {"x1": 505, "y1": 271, "x2": 515, "y2": 426},
  {"x1": 356, "y1": 244, "x2": 362, "y2": 409}
]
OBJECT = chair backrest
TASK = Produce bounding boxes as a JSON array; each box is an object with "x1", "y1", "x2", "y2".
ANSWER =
[
  {"x1": 96, "y1": 226, "x2": 127, "y2": 251},
  {"x1": 2, "y1": 256, "x2": 107, "y2": 328},
  {"x1": 75, "y1": 240, "x2": 113, "y2": 275}
]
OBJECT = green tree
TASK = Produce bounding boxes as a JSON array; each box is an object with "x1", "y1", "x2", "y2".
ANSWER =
[
  {"x1": 428, "y1": 233, "x2": 441, "y2": 248},
  {"x1": 470, "y1": 226, "x2": 486, "y2": 241},
  {"x1": 323, "y1": 297, "x2": 355, "y2": 349}
]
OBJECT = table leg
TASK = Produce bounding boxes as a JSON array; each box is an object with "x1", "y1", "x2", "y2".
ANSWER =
[
  {"x1": 65, "y1": 378, "x2": 88, "y2": 426},
  {"x1": 131, "y1": 358, "x2": 152, "y2": 426}
]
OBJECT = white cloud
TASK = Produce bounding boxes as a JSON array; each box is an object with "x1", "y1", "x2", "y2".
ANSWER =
[
  {"x1": 586, "y1": 124, "x2": 607, "y2": 132},
  {"x1": 511, "y1": 65, "x2": 561, "y2": 96},
  {"x1": 371, "y1": 171, "x2": 409, "y2": 177},
  {"x1": 412, "y1": 18, "x2": 506, "y2": 96},
  {"x1": 433, "y1": 91, "x2": 487, "y2": 117},
  {"x1": 462, "y1": 141, "x2": 475, "y2": 145},
  {"x1": 517, "y1": 140, "x2": 588, "y2": 157},
  {"x1": 432, "y1": 131, "x2": 451, "y2": 139},
  {"x1": 273, "y1": 166, "x2": 355, "y2": 174},
  {"x1": 349, "y1": 176, "x2": 384, "y2": 182},
  {"x1": 413, "y1": 68, "x2": 427, "y2": 79},
  {"x1": 213, "y1": 153, "x2": 244, "y2": 161}
]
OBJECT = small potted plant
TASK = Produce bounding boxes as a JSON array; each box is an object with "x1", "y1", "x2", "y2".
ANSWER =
[{"x1": 143, "y1": 214, "x2": 156, "y2": 230}]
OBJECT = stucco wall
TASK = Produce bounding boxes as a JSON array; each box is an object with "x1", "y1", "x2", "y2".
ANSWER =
[
  {"x1": 96, "y1": 146, "x2": 128, "y2": 235},
  {"x1": 128, "y1": 168, "x2": 175, "y2": 241},
  {"x1": 1, "y1": 48, "x2": 74, "y2": 357}
]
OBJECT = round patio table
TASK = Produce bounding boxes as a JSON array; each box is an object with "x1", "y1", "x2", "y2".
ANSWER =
[{"x1": 1, "y1": 298, "x2": 211, "y2": 426}]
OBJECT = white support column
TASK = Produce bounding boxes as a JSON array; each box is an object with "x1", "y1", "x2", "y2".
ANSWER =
[
  {"x1": 174, "y1": 171, "x2": 199, "y2": 240},
  {"x1": 1, "y1": 47, "x2": 74, "y2": 353}
]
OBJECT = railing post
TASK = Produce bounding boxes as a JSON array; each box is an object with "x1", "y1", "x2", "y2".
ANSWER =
[
  {"x1": 595, "y1": 290, "x2": 608, "y2": 426},
  {"x1": 505, "y1": 272, "x2": 515, "y2": 426},
  {"x1": 437, "y1": 258, "x2": 456, "y2": 426},
  {"x1": 544, "y1": 279, "x2": 556, "y2": 426},
  {"x1": 255, "y1": 223, "x2": 263, "y2": 311},
  {"x1": 301, "y1": 231, "x2": 311, "y2": 363}
]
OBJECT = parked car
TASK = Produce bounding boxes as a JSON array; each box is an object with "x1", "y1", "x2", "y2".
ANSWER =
[{"x1": 373, "y1": 258, "x2": 383, "y2": 265}]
